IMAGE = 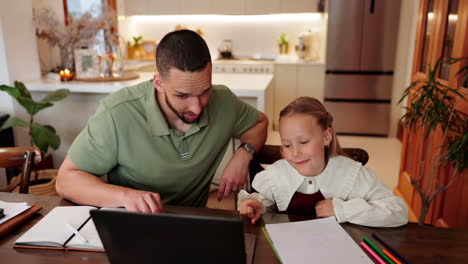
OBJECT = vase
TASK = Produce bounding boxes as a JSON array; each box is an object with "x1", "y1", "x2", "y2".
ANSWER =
[{"x1": 60, "y1": 46, "x2": 75, "y2": 71}]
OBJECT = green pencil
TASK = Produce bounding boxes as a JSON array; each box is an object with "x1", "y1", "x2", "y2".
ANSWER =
[
  {"x1": 363, "y1": 236, "x2": 395, "y2": 264},
  {"x1": 261, "y1": 227, "x2": 284, "y2": 264}
]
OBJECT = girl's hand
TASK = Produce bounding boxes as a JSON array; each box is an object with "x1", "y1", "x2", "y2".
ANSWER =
[
  {"x1": 239, "y1": 199, "x2": 264, "y2": 224},
  {"x1": 315, "y1": 199, "x2": 335, "y2": 218}
]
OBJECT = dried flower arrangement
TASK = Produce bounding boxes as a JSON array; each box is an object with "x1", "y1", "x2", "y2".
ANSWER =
[{"x1": 33, "y1": 8, "x2": 117, "y2": 69}]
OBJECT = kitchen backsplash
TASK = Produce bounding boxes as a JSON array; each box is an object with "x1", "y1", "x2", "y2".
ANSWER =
[{"x1": 118, "y1": 13, "x2": 327, "y2": 62}]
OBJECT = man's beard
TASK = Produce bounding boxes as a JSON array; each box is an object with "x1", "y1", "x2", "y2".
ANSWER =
[{"x1": 165, "y1": 96, "x2": 200, "y2": 124}]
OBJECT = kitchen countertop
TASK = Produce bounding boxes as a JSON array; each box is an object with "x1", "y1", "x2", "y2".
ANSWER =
[
  {"x1": 25, "y1": 72, "x2": 272, "y2": 94},
  {"x1": 24, "y1": 72, "x2": 273, "y2": 109}
]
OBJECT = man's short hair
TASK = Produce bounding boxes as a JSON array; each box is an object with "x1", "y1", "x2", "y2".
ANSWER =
[{"x1": 156, "y1": 30, "x2": 211, "y2": 78}]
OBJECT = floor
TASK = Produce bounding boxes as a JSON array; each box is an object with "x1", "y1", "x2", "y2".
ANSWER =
[{"x1": 206, "y1": 131, "x2": 402, "y2": 210}]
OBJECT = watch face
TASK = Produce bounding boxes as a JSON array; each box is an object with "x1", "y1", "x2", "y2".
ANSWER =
[{"x1": 243, "y1": 143, "x2": 255, "y2": 154}]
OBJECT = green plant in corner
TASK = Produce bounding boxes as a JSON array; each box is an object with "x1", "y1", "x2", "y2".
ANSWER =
[
  {"x1": 398, "y1": 57, "x2": 467, "y2": 225},
  {"x1": 0, "y1": 81, "x2": 70, "y2": 153}
]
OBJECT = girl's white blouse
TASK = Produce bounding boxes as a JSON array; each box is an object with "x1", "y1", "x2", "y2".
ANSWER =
[{"x1": 238, "y1": 155, "x2": 408, "y2": 227}]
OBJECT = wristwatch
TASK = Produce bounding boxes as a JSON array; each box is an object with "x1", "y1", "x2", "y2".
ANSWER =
[{"x1": 238, "y1": 142, "x2": 256, "y2": 156}]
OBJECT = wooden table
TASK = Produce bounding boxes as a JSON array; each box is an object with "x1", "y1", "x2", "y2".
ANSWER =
[{"x1": 1, "y1": 192, "x2": 467, "y2": 263}]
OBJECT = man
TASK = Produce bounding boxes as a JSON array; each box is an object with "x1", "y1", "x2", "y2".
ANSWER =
[{"x1": 56, "y1": 30, "x2": 268, "y2": 213}]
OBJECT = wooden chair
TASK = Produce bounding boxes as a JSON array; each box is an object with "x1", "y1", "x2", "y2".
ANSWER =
[
  {"x1": 0, "y1": 147, "x2": 43, "y2": 194},
  {"x1": 247, "y1": 144, "x2": 369, "y2": 191}
]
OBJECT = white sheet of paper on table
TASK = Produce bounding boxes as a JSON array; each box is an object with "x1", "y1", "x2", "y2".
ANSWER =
[
  {"x1": 0, "y1": 200, "x2": 31, "y2": 225},
  {"x1": 265, "y1": 217, "x2": 373, "y2": 264}
]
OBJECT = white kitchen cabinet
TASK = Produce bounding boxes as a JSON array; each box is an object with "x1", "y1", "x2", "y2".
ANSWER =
[
  {"x1": 124, "y1": 0, "x2": 150, "y2": 15},
  {"x1": 121, "y1": 0, "x2": 319, "y2": 15},
  {"x1": 297, "y1": 64, "x2": 324, "y2": 102},
  {"x1": 147, "y1": 1, "x2": 180, "y2": 15},
  {"x1": 124, "y1": 0, "x2": 180, "y2": 15},
  {"x1": 212, "y1": 0, "x2": 246, "y2": 15},
  {"x1": 274, "y1": 64, "x2": 297, "y2": 129},
  {"x1": 273, "y1": 63, "x2": 325, "y2": 129},
  {"x1": 245, "y1": 0, "x2": 281, "y2": 15},
  {"x1": 179, "y1": 0, "x2": 212, "y2": 15},
  {"x1": 280, "y1": 0, "x2": 318, "y2": 13}
]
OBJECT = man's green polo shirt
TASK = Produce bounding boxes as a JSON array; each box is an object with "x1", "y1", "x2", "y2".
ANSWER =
[{"x1": 68, "y1": 80, "x2": 259, "y2": 207}]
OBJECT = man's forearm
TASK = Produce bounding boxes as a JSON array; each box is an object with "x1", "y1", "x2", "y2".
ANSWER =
[{"x1": 56, "y1": 157, "x2": 130, "y2": 207}]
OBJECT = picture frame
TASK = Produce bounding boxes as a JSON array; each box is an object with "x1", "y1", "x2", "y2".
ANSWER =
[{"x1": 74, "y1": 49, "x2": 99, "y2": 79}]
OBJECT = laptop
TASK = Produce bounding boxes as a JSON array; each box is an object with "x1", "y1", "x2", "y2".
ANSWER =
[{"x1": 90, "y1": 209, "x2": 256, "y2": 264}]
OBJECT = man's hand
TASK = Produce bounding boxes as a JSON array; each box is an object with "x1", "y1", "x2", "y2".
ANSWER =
[
  {"x1": 315, "y1": 199, "x2": 335, "y2": 218},
  {"x1": 120, "y1": 189, "x2": 164, "y2": 213},
  {"x1": 239, "y1": 199, "x2": 263, "y2": 224},
  {"x1": 217, "y1": 148, "x2": 252, "y2": 201}
]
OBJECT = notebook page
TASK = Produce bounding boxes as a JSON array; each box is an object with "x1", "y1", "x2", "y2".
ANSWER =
[
  {"x1": 265, "y1": 217, "x2": 372, "y2": 264},
  {"x1": 66, "y1": 217, "x2": 103, "y2": 250},
  {"x1": 15, "y1": 206, "x2": 96, "y2": 247},
  {"x1": 66, "y1": 207, "x2": 125, "y2": 250}
]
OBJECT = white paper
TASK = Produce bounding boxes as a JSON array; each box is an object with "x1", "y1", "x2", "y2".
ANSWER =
[
  {"x1": 15, "y1": 206, "x2": 96, "y2": 247},
  {"x1": 265, "y1": 217, "x2": 373, "y2": 264},
  {"x1": 66, "y1": 217, "x2": 103, "y2": 250},
  {"x1": 0, "y1": 200, "x2": 31, "y2": 225}
]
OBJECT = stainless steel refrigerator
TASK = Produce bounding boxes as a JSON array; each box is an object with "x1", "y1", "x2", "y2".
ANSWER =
[{"x1": 324, "y1": 0, "x2": 401, "y2": 136}]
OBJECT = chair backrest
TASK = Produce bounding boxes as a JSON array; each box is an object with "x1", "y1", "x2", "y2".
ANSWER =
[
  {"x1": 248, "y1": 144, "x2": 369, "y2": 188},
  {"x1": 0, "y1": 147, "x2": 43, "y2": 194}
]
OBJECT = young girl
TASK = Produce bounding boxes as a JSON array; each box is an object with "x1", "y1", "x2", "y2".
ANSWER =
[{"x1": 238, "y1": 97, "x2": 408, "y2": 227}]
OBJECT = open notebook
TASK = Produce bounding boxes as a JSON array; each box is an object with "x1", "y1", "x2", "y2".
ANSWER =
[{"x1": 14, "y1": 206, "x2": 108, "y2": 252}]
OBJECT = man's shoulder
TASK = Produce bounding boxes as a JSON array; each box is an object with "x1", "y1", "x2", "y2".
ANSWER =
[{"x1": 101, "y1": 79, "x2": 152, "y2": 109}]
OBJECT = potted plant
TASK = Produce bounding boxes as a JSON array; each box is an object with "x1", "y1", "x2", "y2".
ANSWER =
[
  {"x1": 278, "y1": 33, "x2": 289, "y2": 55},
  {"x1": 0, "y1": 81, "x2": 70, "y2": 156},
  {"x1": 399, "y1": 57, "x2": 467, "y2": 225}
]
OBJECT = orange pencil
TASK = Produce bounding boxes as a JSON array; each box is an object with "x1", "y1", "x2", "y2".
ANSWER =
[{"x1": 383, "y1": 248, "x2": 403, "y2": 264}]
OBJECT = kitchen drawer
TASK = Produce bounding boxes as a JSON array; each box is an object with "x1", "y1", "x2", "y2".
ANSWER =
[
  {"x1": 324, "y1": 101, "x2": 390, "y2": 135},
  {"x1": 325, "y1": 74, "x2": 393, "y2": 100}
]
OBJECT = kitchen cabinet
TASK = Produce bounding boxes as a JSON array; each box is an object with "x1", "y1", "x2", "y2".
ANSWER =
[
  {"x1": 124, "y1": 0, "x2": 180, "y2": 15},
  {"x1": 121, "y1": 0, "x2": 319, "y2": 15},
  {"x1": 211, "y1": 0, "x2": 246, "y2": 15},
  {"x1": 297, "y1": 64, "x2": 324, "y2": 101},
  {"x1": 245, "y1": 0, "x2": 281, "y2": 15},
  {"x1": 280, "y1": 0, "x2": 318, "y2": 13},
  {"x1": 274, "y1": 64, "x2": 297, "y2": 129},
  {"x1": 179, "y1": 0, "x2": 212, "y2": 15},
  {"x1": 273, "y1": 63, "x2": 324, "y2": 129}
]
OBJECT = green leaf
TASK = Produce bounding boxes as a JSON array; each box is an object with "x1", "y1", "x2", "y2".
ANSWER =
[
  {"x1": 31, "y1": 123, "x2": 60, "y2": 153},
  {"x1": 17, "y1": 97, "x2": 53, "y2": 116},
  {"x1": 0, "y1": 117, "x2": 29, "y2": 131},
  {"x1": 14, "y1": 81, "x2": 31, "y2": 99},
  {"x1": 41, "y1": 89, "x2": 70, "y2": 102},
  {"x1": 0, "y1": 84, "x2": 22, "y2": 100}
]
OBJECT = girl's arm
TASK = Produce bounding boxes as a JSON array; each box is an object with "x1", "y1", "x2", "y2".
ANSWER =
[
  {"x1": 332, "y1": 167, "x2": 409, "y2": 227},
  {"x1": 237, "y1": 170, "x2": 276, "y2": 213}
]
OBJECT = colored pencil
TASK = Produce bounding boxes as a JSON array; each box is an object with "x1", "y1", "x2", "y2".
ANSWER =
[
  {"x1": 372, "y1": 233, "x2": 410, "y2": 264},
  {"x1": 383, "y1": 248, "x2": 403, "y2": 264},
  {"x1": 363, "y1": 236, "x2": 395, "y2": 264},
  {"x1": 360, "y1": 241, "x2": 386, "y2": 264}
]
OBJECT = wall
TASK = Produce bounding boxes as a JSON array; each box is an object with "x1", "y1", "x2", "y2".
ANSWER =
[
  {"x1": 0, "y1": 0, "x2": 41, "y2": 187},
  {"x1": 32, "y1": 0, "x2": 65, "y2": 74},
  {"x1": 0, "y1": 16, "x2": 13, "y2": 114},
  {"x1": 118, "y1": 13, "x2": 327, "y2": 61},
  {"x1": 390, "y1": 0, "x2": 420, "y2": 137}
]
